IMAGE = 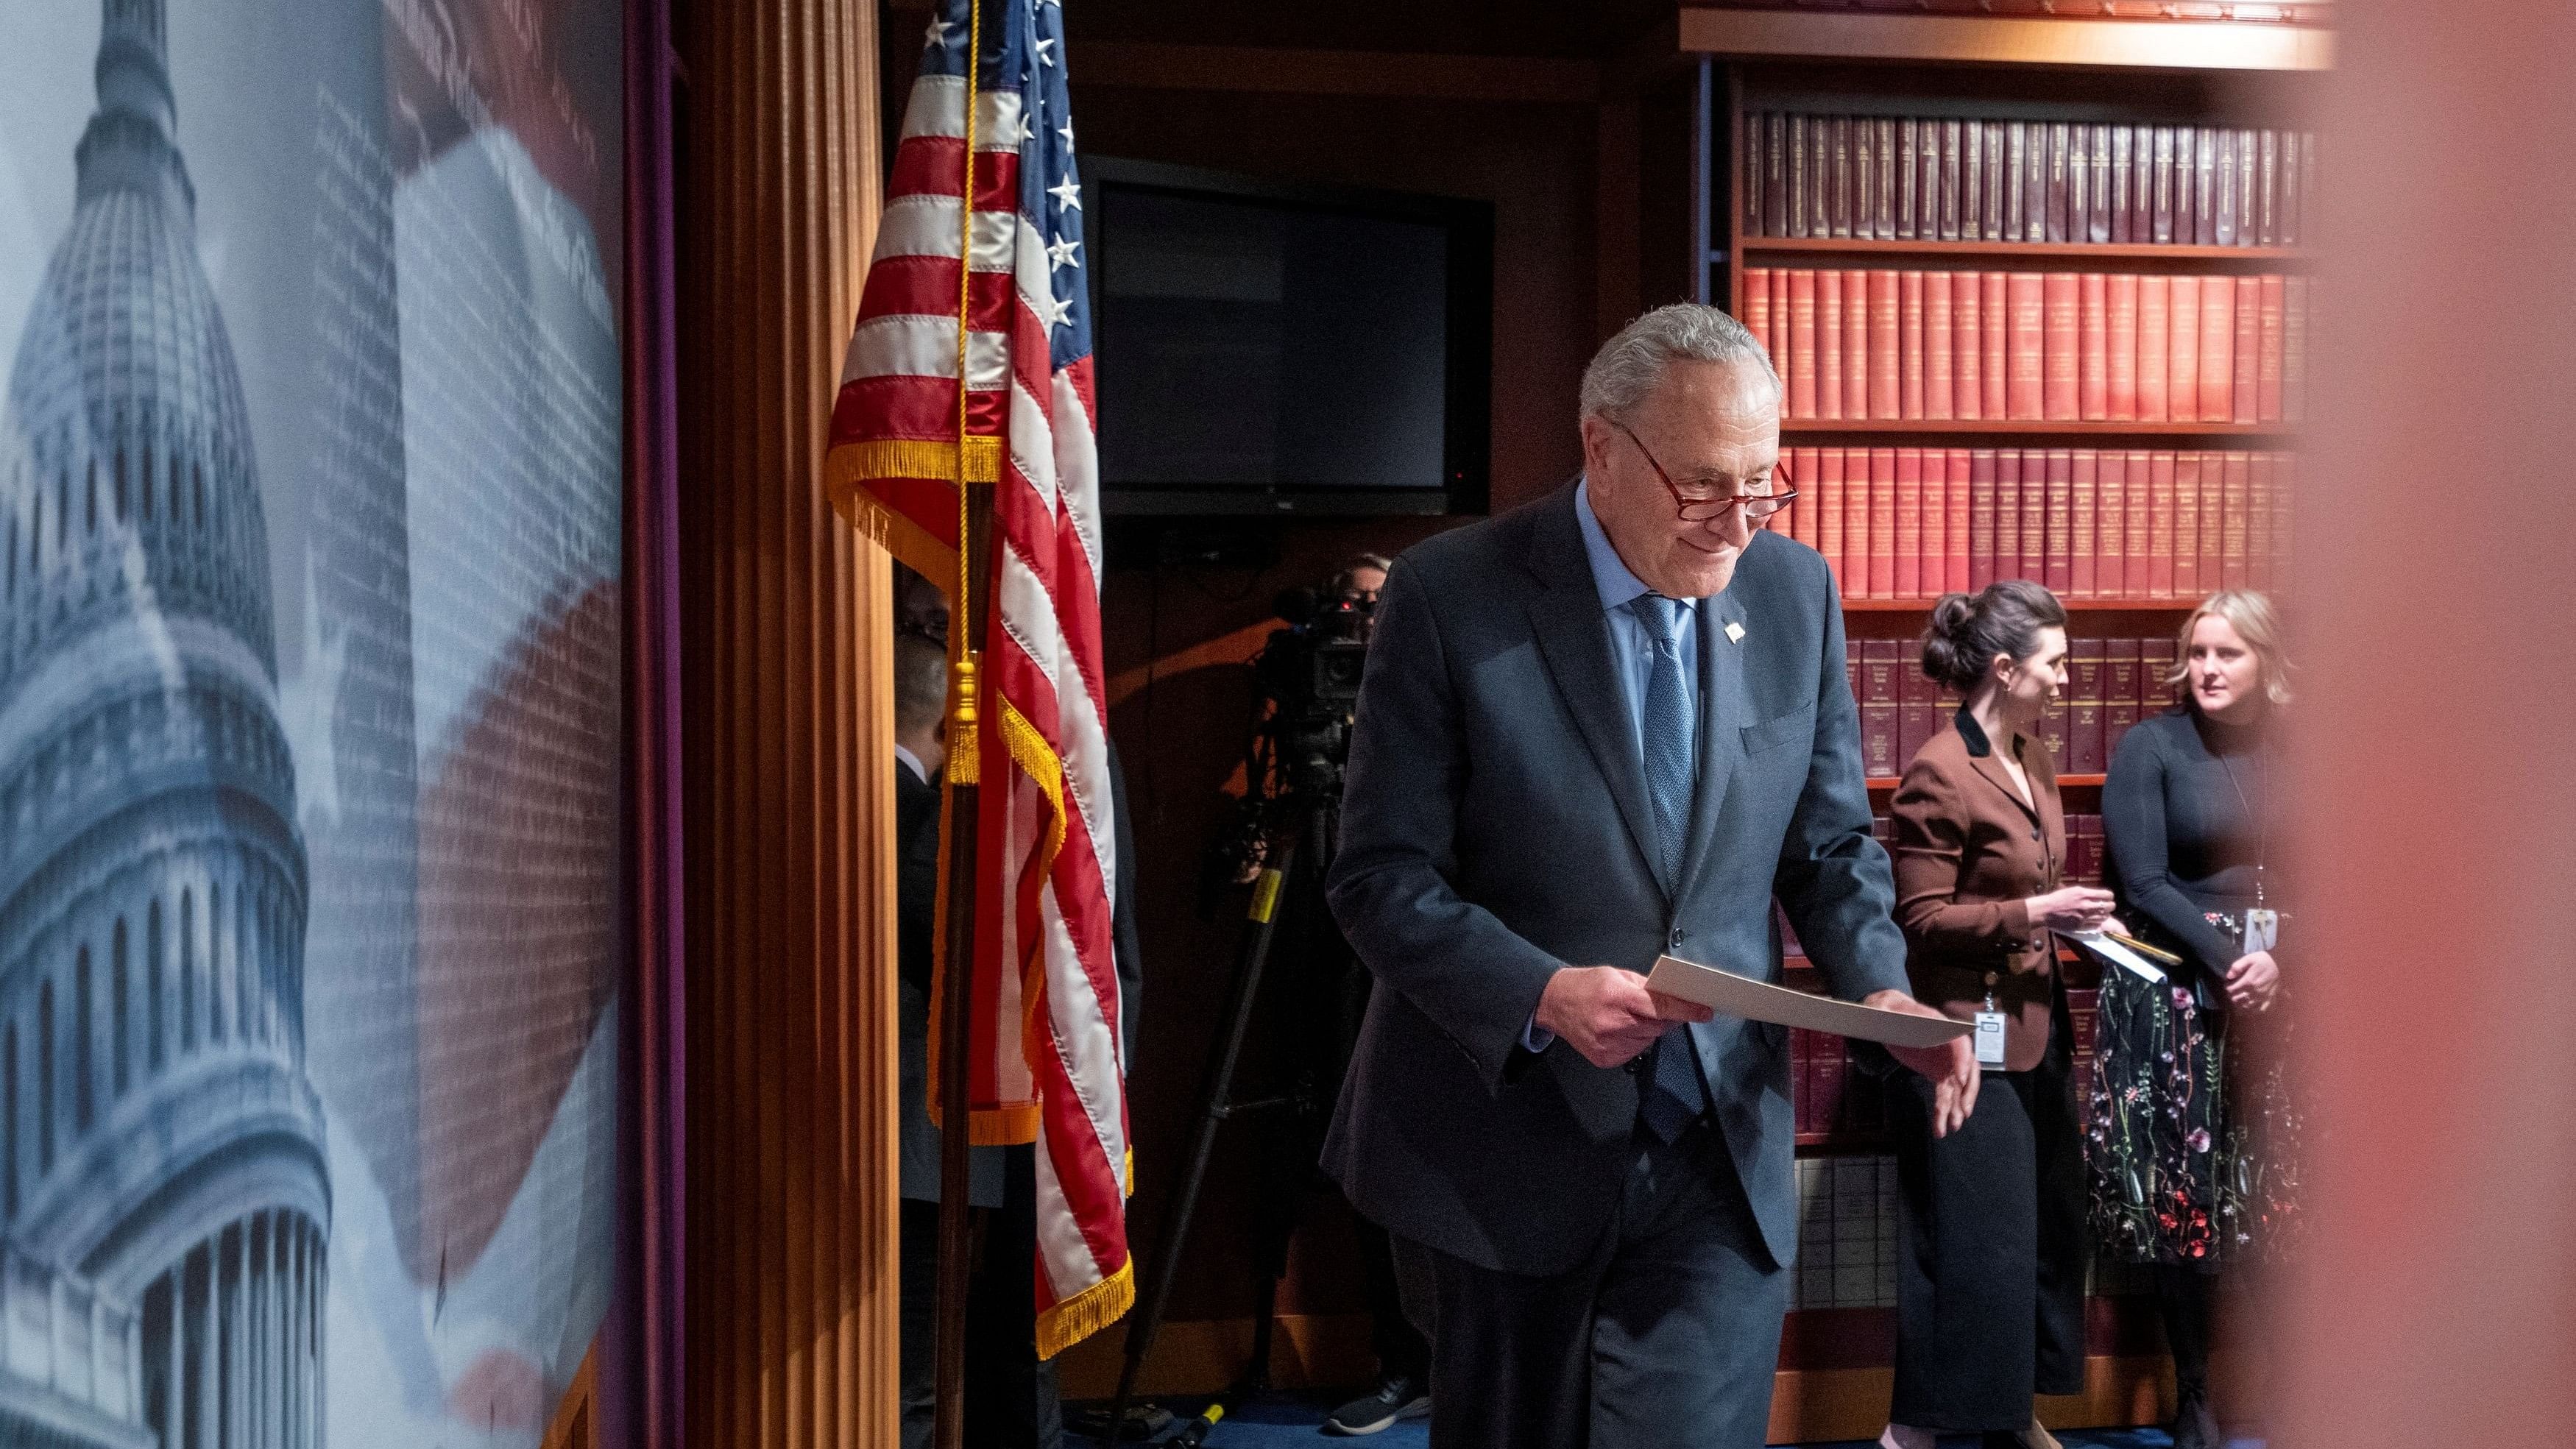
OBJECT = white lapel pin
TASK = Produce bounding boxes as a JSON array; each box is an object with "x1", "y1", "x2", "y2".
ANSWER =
[{"x1": 1724, "y1": 620, "x2": 1746, "y2": 643}]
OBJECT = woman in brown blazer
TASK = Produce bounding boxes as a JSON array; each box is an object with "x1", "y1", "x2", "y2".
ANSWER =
[{"x1": 1878, "y1": 581, "x2": 2115, "y2": 1449}]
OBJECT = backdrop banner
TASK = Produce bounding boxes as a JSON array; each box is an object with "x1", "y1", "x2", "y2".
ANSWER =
[{"x1": 0, "y1": 0, "x2": 624, "y2": 1443}]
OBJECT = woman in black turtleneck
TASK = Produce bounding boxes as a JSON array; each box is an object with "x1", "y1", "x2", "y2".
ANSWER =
[{"x1": 2095, "y1": 589, "x2": 2293, "y2": 1449}]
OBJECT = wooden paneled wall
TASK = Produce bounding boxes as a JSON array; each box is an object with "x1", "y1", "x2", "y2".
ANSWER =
[{"x1": 674, "y1": 0, "x2": 899, "y2": 1442}]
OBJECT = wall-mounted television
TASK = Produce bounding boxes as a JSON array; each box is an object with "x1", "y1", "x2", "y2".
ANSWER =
[{"x1": 1080, "y1": 157, "x2": 1493, "y2": 517}]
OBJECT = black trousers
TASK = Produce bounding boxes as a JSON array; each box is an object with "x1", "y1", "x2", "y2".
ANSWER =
[
  {"x1": 1889, "y1": 1029, "x2": 2090, "y2": 1431},
  {"x1": 1414, "y1": 1121, "x2": 1788, "y2": 1449},
  {"x1": 897, "y1": 1147, "x2": 1064, "y2": 1449}
]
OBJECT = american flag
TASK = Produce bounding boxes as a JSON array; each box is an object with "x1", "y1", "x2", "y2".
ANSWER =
[{"x1": 824, "y1": 0, "x2": 1128, "y2": 1354}]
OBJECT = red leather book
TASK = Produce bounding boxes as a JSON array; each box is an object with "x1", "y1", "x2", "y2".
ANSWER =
[
  {"x1": 2042, "y1": 272, "x2": 2080, "y2": 421},
  {"x1": 1776, "y1": 270, "x2": 1797, "y2": 404},
  {"x1": 2095, "y1": 450, "x2": 2127, "y2": 600},
  {"x1": 1926, "y1": 271, "x2": 1954, "y2": 421},
  {"x1": 2166, "y1": 275, "x2": 2200, "y2": 423},
  {"x1": 2199, "y1": 450, "x2": 2227, "y2": 592},
  {"x1": 1992, "y1": 450, "x2": 2020, "y2": 585},
  {"x1": 1953, "y1": 269, "x2": 1982, "y2": 419},
  {"x1": 1968, "y1": 449, "x2": 1998, "y2": 589},
  {"x1": 2105, "y1": 638, "x2": 2144, "y2": 757},
  {"x1": 1844, "y1": 444, "x2": 1872, "y2": 596},
  {"x1": 1845, "y1": 269, "x2": 1872, "y2": 423},
  {"x1": 2246, "y1": 451, "x2": 2274, "y2": 592},
  {"x1": 1894, "y1": 447, "x2": 1923, "y2": 598},
  {"x1": 2079, "y1": 271, "x2": 2109, "y2": 422},
  {"x1": 1744, "y1": 267, "x2": 1774, "y2": 368},
  {"x1": 1946, "y1": 447, "x2": 1972, "y2": 592},
  {"x1": 2008, "y1": 273, "x2": 2047, "y2": 421},
  {"x1": 2106, "y1": 273, "x2": 2139, "y2": 422},
  {"x1": 2125, "y1": 450, "x2": 2155, "y2": 600},
  {"x1": 2172, "y1": 452, "x2": 2203, "y2": 598},
  {"x1": 2257, "y1": 274, "x2": 2287, "y2": 422},
  {"x1": 1869, "y1": 447, "x2": 1897, "y2": 598},
  {"x1": 1898, "y1": 652, "x2": 1939, "y2": 768},
  {"x1": 2137, "y1": 275, "x2": 2170, "y2": 423},
  {"x1": 1816, "y1": 447, "x2": 1846, "y2": 585},
  {"x1": 1982, "y1": 272, "x2": 2009, "y2": 420},
  {"x1": 1788, "y1": 446, "x2": 1819, "y2": 552},
  {"x1": 2147, "y1": 451, "x2": 2178, "y2": 598},
  {"x1": 1787, "y1": 114, "x2": 1809, "y2": 238},
  {"x1": 2232, "y1": 278, "x2": 2261, "y2": 423},
  {"x1": 1919, "y1": 447, "x2": 1946, "y2": 598},
  {"x1": 2068, "y1": 634, "x2": 2107, "y2": 774},
  {"x1": 1815, "y1": 269, "x2": 1843, "y2": 419},
  {"x1": 1830, "y1": 116, "x2": 1854, "y2": 238},
  {"x1": 1861, "y1": 639, "x2": 1902, "y2": 778},
  {"x1": 1869, "y1": 270, "x2": 1903, "y2": 419},
  {"x1": 1788, "y1": 269, "x2": 1819, "y2": 419},
  {"x1": 2070, "y1": 449, "x2": 2098, "y2": 599},
  {"x1": 2043, "y1": 448, "x2": 2074, "y2": 592},
  {"x1": 2221, "y1": 450, "x2": 2251, "y2": 589},
  {"x1": 2283, "y1": 275, "x2": 2307, "y2": 422},
  {"x1": 2198, "y1": 275, "x2": 2235, "y2": 425},
  {"x1": 1900, "y1": 270, "x2": 1927, "y2": 420}
]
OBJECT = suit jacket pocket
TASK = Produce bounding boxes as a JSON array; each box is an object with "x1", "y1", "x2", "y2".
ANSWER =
[{"x1": 1740, "y1": 701, "x2": 1818, "y2": 756}]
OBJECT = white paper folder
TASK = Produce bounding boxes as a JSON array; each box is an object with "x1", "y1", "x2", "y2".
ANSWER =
[{"x1": 1643, "y1": 954, "x2": 1976, "y2": 1049}]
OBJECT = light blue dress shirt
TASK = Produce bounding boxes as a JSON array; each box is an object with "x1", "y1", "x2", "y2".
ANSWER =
[{"x1": 1524, "y1": 479, "x2": 1708, "y2": 1052}]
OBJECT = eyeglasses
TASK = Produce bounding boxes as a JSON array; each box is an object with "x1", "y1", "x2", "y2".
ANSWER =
[{"x1": 1616, "y1": 422, "x2": 1797, "y2": 525}]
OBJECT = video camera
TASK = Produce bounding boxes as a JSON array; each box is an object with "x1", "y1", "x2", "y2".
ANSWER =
[{"x1": 1251, "y1": 576, "x2": 1377, "y2": 798}]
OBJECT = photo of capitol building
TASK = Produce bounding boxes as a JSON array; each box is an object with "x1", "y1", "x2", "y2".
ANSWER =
[{"x1": 0, "y1": 0, "x2": 330, "y2": 1444}]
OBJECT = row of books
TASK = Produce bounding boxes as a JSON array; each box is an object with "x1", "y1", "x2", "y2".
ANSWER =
[
  {"x1": 1743, "y1": 267, "x2": 2310, "y2": 424},
  {"x1": 1774, "y1": 447, "x2": 2299, "y2": 603},
  {"x1": 1744, "y1": 113, "x2": 2318, "y2": 249},
  {"x1": 1848, "y1": 636, "x2": 2187, "y2": 778}
]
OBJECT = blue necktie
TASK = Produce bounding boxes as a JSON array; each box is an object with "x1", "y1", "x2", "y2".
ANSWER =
[{"x1": 1630, "y1": 595, "x2": 1710, "y2": 1141}]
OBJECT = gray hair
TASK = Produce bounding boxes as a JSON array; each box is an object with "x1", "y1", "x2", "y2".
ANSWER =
[{"x1": 1579, "y1": 302, "x2": 1780, "y2": 423}]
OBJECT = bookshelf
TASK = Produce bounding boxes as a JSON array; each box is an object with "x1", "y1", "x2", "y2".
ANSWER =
[{"x1": 1684, "y1": 29, "x2": 2320, "y2": 1434}]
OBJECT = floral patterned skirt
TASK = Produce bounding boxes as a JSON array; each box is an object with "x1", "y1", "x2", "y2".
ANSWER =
[{"x1": 2086, "y1": 966, "x2": 2306, "y2": 1264}]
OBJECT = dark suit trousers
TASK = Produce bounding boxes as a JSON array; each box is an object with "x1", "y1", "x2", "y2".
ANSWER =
[
  {"x1": 1889, "y1": 1021, "x2": 2089, "y2": 1431},
  {"x1": 1417, "y1": 1121, "x2": 1787, "y2": 1449},
  {"x1": 897, "y1": 1147, "x2": 1064, "y2": 1449}
]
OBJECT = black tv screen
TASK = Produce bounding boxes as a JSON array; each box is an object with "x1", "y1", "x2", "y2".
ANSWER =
[{"x1": 1082, "y1": 158, "x2": 1491, "y2": 517}]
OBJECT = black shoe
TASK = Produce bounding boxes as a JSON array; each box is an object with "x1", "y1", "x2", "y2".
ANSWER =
[
  {"x1": 2170, "y1": 1384, "x2": 2223, "y2": 1449},
  {"x1": 1322, "y1": 1376, "x2": 1430, "y2": 1436}
]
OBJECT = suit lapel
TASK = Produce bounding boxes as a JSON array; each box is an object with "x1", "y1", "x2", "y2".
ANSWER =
[
  {"x1": 1525, "y1": 489, "x2": 1665, "y2": 893},
  {"x1": 1675, "y1": 591, "x2": 1745, "y2": 896}
]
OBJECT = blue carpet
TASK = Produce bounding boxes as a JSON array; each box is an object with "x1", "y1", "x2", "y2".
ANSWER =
[{"x1": 1071, "y1": 1396, "x2": 2268, "y2": 1448}]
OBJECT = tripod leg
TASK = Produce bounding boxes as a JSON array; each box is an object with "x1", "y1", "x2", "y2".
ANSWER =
[{"x1": 1104, "y1": 842, "x2": 1298, "y2": 1437}]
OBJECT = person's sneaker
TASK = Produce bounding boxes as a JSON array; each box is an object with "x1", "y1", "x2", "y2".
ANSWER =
[{"x1": 1322, "y1": 1375, "x2": 1430, "y2": 1436}]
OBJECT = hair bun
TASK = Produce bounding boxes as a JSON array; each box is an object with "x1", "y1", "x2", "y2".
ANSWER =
[{"x1": 1919, "y1": 593, "x2": 1975, "y2": 688}]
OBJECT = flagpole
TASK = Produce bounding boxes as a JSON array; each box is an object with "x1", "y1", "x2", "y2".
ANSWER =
[{"x1": 933, "y1": 1, "x2": 988, "y2": 1447}]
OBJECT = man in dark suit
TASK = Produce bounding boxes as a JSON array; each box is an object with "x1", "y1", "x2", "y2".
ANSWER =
[{"x1": 1323, "y1": 303, "x2": 1978, "y2": 1448}]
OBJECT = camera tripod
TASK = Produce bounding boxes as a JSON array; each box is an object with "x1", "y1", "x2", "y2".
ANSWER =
[{"x1": 1102, "y1": 795, "x2": 1355, "y2": 1437}]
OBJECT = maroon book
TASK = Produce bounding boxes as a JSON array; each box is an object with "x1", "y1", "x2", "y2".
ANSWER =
[
  {"x1": 1968, "y1": 448, "x2": 1998, "y2": 589},
  {"x1": 2067, "y1": 634, "x2": 2107, "y2": 774},
  {"x1": 1861, "y1": 639, "x2": 1903, "y2": 778},
  {"x1": 1898, "y1": 653, "x2": 1941, "y2": 770},
  {"x1": 2105, "y1": 638, "x2": 2143, "y2": 761},
  {"x1": 2022, "y1": 449, "x2": 2051, "y2": 586},
  {"x1": 2140, "y1": 638, "x2": 2179, "y2": 712},
  {"x1": 1992, "y1": 450, "x2": 2022, "y2": 585}
]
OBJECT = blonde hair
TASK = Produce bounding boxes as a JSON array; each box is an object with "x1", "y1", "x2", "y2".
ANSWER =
[{"x1": 2168, "y1": 589, "x2": 2294, "y2": 706}]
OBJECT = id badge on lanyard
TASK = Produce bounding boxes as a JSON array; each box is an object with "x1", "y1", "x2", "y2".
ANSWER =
[{"x1": 1973, "y1": 995, "x2": 2008, "y2": 1066}]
